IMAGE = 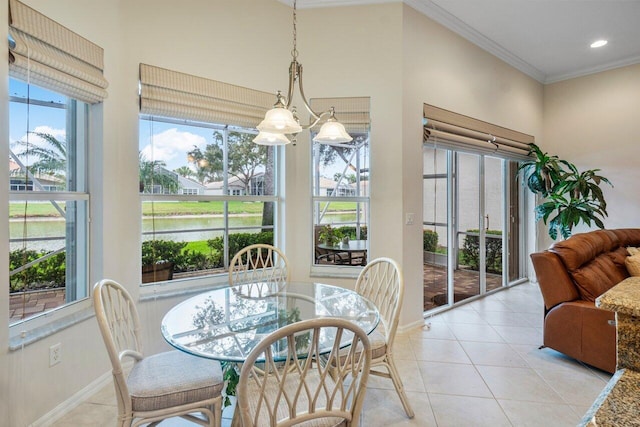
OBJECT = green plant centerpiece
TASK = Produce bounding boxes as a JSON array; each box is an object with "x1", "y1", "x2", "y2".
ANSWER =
[
  {"x1": 318, "y1": 225, "x2": 343, "y2": 246},
  {"x1": 518, "y1": 143, "x2": 613, "y2": 240},
  {"x1": 218, "y1": 307, "x2": 306, "y2": 408}
]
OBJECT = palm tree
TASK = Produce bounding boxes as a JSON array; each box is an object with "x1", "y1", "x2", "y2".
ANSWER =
[
  {"x1": 139, "y1": 152, "x2": 180, "y2": 194},
  {"x1": 15, "y1": 132, "x2": 67, "y2": 178},
  {"x1": 174, "y1": 166, "x2": 195, "y2": 179}
]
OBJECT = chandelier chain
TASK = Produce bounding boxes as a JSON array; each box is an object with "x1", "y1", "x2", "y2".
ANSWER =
[{"x1": 292, "y1": 0, "x2": 298, "y2": 59}]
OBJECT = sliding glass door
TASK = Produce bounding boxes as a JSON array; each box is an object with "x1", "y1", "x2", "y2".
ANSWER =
[{"x1": 423, "y1": 146, "x2": 525, "y2": 311}]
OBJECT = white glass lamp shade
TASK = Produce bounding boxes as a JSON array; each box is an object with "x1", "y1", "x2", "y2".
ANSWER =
[
  {"x1": 257, "y1": 107, "x2": 302, "y2": 134},
  {"x1": 253, "y1": 131, "x2": 291, "y2": 146},
  {"x1": 313, "y1": 120, "x2": 353, "y2": 144}
]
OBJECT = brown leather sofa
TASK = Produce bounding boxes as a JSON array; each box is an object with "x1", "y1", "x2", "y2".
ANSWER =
[{"x1": 530, "y1": 228, "x2": 640, "y2": 373}]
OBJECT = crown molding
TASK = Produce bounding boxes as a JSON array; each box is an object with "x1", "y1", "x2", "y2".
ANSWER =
[
  {"x1": 544, "y1": 55, "x2": 640, "y2": 84},
  {"x1": 403, "y1": 0, "x2": 546, "y2": 83}
]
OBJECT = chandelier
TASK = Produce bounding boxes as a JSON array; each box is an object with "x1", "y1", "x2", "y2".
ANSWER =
[{"x1": 253, "y1": 0, "x2": 353, "y2": 146}]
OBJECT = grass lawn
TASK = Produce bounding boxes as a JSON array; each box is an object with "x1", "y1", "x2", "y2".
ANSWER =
[{"x1": 10, "y1": 200, "x2": 358, "y2": 217}]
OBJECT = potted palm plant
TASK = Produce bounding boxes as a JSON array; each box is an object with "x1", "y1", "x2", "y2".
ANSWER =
[{"x1": 519, "y1": 143, "x2": 613, "y2": 240}]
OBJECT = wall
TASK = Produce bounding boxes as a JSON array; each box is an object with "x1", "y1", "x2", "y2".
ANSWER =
[{"x1": 543, "y1": 63, "x2": 640, "y2": 231}]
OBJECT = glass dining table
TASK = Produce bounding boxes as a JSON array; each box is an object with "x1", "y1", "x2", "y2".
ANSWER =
[{"x1": 161, "y1": 281, "x2": 380, "y2": 362}]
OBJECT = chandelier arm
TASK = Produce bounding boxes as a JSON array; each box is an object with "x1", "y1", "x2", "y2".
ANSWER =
[
  {"x1": 296, "y1": 62, "x2": 322, "y2": 121},
  {"x1": 285, "y1": 60, "x2": 297, "y2": 110},
  {"x1": 304, "y1": 110, "x2": 332, "y2": 130}
]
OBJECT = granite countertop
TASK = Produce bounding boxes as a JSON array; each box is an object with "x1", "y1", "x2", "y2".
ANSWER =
[
  {"x1": 579, "y1": 369, "x2": 640, "y2": 426},
  {"x1": 596, "y1": 276, "x2": 640, "y2": 316}
]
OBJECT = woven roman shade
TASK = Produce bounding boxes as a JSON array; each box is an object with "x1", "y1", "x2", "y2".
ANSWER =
[
  {"x1": 423, "y1": 103, "x2": 533, "y2": 160},
  {"x1": 8, "y1": 0, "x2": 108, "y2": 104},
  {"x1": 139, "y1": 64, "x2": 275, "y2": 128},
  {"x1": 309, "y1": 97, "x2": 371, "y2": 134}
]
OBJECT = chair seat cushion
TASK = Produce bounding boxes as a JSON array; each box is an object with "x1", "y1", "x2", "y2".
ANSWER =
[
  {"x1": 127, "y1": 350, "x2": 223, "y2": 412},
  {"x1": 338, "y1": 326, "x2": 387, "y2": 362},
  {"x1": 367, "y1": 328, "x2": 387, "y2": 360}
]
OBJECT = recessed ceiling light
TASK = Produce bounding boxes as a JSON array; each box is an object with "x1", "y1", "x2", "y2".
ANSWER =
[{"x1": 590, "y1": 40, "x2": 608, "y2": 48}]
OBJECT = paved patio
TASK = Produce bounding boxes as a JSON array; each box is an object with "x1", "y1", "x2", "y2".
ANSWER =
[
  {"x1": 9, "y1": 289, "x2": 66, "y2": 323},
  {"x1": 423, "y1": 264, "x2": 503, "y2": 311}
]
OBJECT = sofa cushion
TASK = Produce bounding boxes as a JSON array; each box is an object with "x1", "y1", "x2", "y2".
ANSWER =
[
  {"x1": 572, "y1": 255, "x2": 628, "y2": 302},
  {"x1": 608, "y1": 246, "x2": 632, "y2": 277},
  {"x1": 625, "y1": 254, "x2": 640, "y2": 277},
  {"x1": 550, "y1": 230, "x2": 619, "y2": 271},
  {"x1": 612, "y1": 229, "x2": 640, "y2": 247}
]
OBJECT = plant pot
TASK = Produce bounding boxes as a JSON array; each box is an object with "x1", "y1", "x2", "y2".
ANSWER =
[{"x1": 141, "y1": 262, "x2": 174, "y2": 284}]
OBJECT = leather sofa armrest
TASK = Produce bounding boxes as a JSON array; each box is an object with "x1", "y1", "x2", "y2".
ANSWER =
[
  {"x1": 545, "y1": 300, "x2": 616, "y2": 373},
  {"x1": 531, "y1": 252, "x2": 580, "y2": 310}
]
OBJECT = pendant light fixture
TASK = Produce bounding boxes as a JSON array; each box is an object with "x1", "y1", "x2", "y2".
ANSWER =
[{"x1": 253, "y1": 0, "x2": 352, "y2": 146}]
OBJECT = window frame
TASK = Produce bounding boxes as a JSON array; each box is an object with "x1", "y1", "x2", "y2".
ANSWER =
[
  {"x1": 138, "y1": 115, "x2": 281, "y2": 292},
  {"x1": 8, "y1": 77, "x2": 93, "y2": 343},
  {"x1": 310, "y1": 132, "x2": 370, "y2": 277}
]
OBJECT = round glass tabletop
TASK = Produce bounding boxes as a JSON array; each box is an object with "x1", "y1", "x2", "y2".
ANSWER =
[{"x1": 161, "y1": 281, "x2": 379, "y2": 362}]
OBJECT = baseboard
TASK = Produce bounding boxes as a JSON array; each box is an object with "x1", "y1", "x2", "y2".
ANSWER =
[
  {"x1": 397, "y1": 318, "x2": 426, "y2": 334},
  {"x1": 31, "y1": 370, "x2": 112, "y2": 427}
]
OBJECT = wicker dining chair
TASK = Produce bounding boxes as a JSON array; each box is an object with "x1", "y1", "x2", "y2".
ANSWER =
[
  {"x1": 93, "y1": 279, "x2": 223, "y2": 427},
  {"x1": 237, "y1": 317, "x2": 372, "y2": 427},
  {"x1": 347, "y1": 257, "x2": 414, "y2": 418},
  {"x1": 228, "y1": 244, "x2": 290, "y2": 285}
]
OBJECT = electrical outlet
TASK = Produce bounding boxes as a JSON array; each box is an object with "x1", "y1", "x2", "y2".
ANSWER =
[
  {"x1": 49, "y1": 343, "x2": 61, "y2": 367},
  {"x1": 405, "y1": 213, "x2": 415, "y2": 225}
]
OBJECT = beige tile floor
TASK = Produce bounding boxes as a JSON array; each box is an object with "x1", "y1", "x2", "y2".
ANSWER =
[{"x1": 52, "y1": 282, "x2": 611, "y2": 426}]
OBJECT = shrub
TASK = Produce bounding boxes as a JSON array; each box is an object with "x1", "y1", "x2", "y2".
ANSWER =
[
  {"x1": 9, "y1": 248, "x2": 66, "y2": 292},
  {"x1": 207, "y1": 231, "x2": 274, "y2": 267},
  {"x1": 460, "y1": 229, "x2": 502, "y2": 274},
  {"x1": 423, "y1": 229, "x2": 438, "y2": 252},
  {"x1": 174, "y1": 250, "x2": 217, "y2": 272},
  {"x1": 141, "y1": 239, "x2": 187, "y2": 266}
]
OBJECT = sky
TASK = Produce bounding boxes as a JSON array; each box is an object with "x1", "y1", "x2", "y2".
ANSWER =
[
  {"x1": 9, "y1": 77, "x2": 355, "y2": 180},
  {"x1": 9, "y1": 79, "x2": 66, "y2": 152},
  {"x1": 139, "y1": 120, "x2": 211, "y2": 172}
]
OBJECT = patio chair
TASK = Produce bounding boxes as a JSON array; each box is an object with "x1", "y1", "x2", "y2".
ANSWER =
[
  {"x1": 237, "y1": 318, "x2": 372, "y2": 427},
  {"x1": 339, "y1": 257, "x2": 414, "y2": 418},
  {"x1": 93, "y1": 279, "x2": 223, "y2": 427},
  {"x1": 228, "y1": 243, "x2": 290, "y2": 285}
]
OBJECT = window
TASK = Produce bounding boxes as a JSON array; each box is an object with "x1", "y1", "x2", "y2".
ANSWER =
[
  {"x1": 8, "y1": 78, "x2": 90, "y2": 324},
  {"x1": 138, "y1": 64, "x2": 278, "y2": 285},
  {"x1": 311, "y1": 98, "x2": 370, "y2": 268},
  {"x1": 7, "y1": 0, "x2": 106, "y2": 329},
  {"x1": 140, "y1": 118, "x2": 278, "y2": 284}
]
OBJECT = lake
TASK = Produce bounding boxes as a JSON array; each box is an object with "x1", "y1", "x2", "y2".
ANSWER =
[{"x1": 10, "y1": 213, "x2": 360, "y2": 252}]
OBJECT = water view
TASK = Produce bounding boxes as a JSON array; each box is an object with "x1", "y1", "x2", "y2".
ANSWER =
[{"x1": 10, "y1": 212, "x2": 360, "y2": 252}]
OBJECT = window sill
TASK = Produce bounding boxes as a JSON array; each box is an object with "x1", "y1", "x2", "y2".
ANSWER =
[
  {"x1": 139, "y1": 274, "x2": 231, "y2": 301},
  {"x1": 9, "y1": 301, "x2": 94, "y2": 351},
  {"x1": 309, "y1": 265, "x2": 362, "y2": 280}
]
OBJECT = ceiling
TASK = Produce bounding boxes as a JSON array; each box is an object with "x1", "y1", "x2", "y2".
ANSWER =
[{"x1": 294, "y1": 0, "x2": 640, "y2": 84}]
